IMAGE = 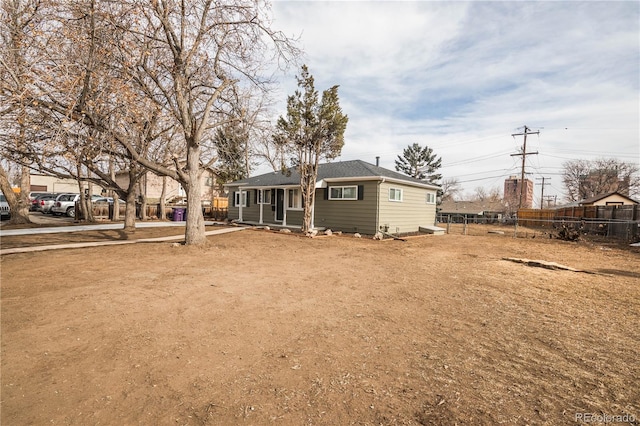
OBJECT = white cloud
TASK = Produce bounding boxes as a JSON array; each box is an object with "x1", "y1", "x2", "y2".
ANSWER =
[{"x1": 266, "y1": 1, "x2": 639, "y2": 202}]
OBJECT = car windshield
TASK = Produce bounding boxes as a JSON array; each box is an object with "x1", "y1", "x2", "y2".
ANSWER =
[{"x1": 0, "y1": 194, "x2": 6, "y2": 202}]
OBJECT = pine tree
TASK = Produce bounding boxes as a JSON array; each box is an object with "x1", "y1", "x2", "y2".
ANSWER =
[
  {"x1": 395, "y1": 143, "x2": 442, "y2": 183},
  {"x1": 274, "y1": 65, "x2": 348, "y2": 233}
]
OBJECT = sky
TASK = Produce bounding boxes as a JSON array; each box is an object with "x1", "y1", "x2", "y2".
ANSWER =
[{"x1": 261, "y1": 1, "x2": 639, "y2": 204}]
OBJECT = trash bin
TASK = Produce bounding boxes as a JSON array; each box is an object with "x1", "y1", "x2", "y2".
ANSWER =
[{"x1": 172, "y1": 207, "x2": 186, "y2": 221}]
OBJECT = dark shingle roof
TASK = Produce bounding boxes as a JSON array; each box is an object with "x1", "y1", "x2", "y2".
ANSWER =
[
  {"x1": 439, "y1": 200, "x2": 506, "y2": 215},
  {"x1": 227, "y1": 160, "x2": 440, "y2": 188}
]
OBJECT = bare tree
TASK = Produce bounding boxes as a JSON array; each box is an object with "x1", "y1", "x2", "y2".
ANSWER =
[
  {"x1": 109, "y1": 0, "x2": 299, "y2": 244},
  {"x1": 440, "y1": 178, "x2": 461, "y2": 202},
  {"x1": 3, "y1": 0, "x2": 298, "y2": 243},
  {"x1": 0, "y1": 0, "x2": 49, "y2": 223},
  {"x1": 562, "y1": 158, "x2": 640, "y2": 201},
  {"x1": 471, "y1": 186, "x2": 502, "y2": 203}
]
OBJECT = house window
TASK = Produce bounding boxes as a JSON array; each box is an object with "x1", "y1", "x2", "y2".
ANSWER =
[
  {"x1": 258, "y1": 189, "x2": 271, "y2": 204},
  {"x1": 205, "y1": 176, "x2": 214, "y2": 187},
  {"x1": 288, "y1": 188, "x2": 302, "y2": 209},
  {"x1": 426, "y1": 192, "x2": 436, "y2": 204},
  {"x1": 234, "y1": 191, "x2": 247, "y2": 207},
  {"x1": 329, "y1": 185, "x2": 357, "y2": 200},
  {"x1": 389, "y1": 188, "x2": 403, "y2": 202}
]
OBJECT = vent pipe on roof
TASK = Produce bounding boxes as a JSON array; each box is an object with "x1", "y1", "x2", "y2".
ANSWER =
[{"x1": 376, "y1": 156, "x2": 380, "y2": 167}]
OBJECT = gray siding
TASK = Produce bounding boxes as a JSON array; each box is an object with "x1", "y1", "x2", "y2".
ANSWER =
[
  {"x1": 227, "y1": 187, "x2": 303, "y2": 227},
  {"x1": 228, "y1": 181, "x2": 436, "y2": 235},
  {"x1": 314, "y1": 181, "x2": 378, "y2": 234},
  {"x1": 378, "y1": 182, "x2": 437, "y2": 233},
  {"x1": 284, "y1": 210, "x2": 304, "y2": 227},
  {"x1": 227, "y1": 188, "x2": 262, "y2": 222}
]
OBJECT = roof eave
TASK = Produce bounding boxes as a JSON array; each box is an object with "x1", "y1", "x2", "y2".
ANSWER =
[{"x1": 324, "y1": 176, "x2": 440, "y2": 190}]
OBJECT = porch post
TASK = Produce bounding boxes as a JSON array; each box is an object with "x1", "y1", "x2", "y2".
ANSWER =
[
  {"x1": 238, "y1": 190, "x2": 243, "y2": 222},
  {"x1": 283, "y1": 188, "x2": 288, "y2": 226},
  {"x1": 259, "y1": 190, "x2": 263, "y2": 224}
]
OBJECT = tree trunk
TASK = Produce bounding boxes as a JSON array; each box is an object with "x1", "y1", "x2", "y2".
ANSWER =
[
  {"x1": 159, "y1": 175, "x2": 167, "y2": 220},
  {"x1": 124, "y1": 189, "x2": 136, "y2": 232},
  {"x1": 112, "y1": 193, "x2": 121, "y2": 221},
  {"x1": 0, "y1": 166, "x2": 30, "y2": 224},
  {"x1": 302, "y1": 178, "x2": 314, "y2": 233},
  {"x1": 84, "y1": 183, "x2": 95, "y2": 222},
  {"x1": 138, "y1": 178, "x2": 147, "y2": 221},
  {"x1": 185, "y1": 144, "x2": 206, "y2": 245},
  {"x1": 300, "y1": 161, "x2": 317, "y2": 234},
  {"x1": 123, "y1": 170, "x2": 138, "y2": 232}
]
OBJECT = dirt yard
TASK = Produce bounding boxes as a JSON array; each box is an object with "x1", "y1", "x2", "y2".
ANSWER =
[{"x1": 1, "y1": 225, "x2": 639, "y2": 425}]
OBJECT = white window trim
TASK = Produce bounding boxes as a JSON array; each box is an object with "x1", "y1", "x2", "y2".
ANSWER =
[
  {"x1": 329, "y1": 185, "x2": 358, "y2": 200},
  {"x1": 389, "y1": 187, "x2": 403, "y2": 202},
  {"x1": 426, "y1": 192, "x2": 436, "y2": 204},
  {"x1": 234, "y1": 191, "x2": 248, "y2": 207},
  {"x1": 257, "y1": 189, "x2": 271, "y2": 205},
  {"x1": 287, "y1": 188, "x2": 303, "y2": 210}
]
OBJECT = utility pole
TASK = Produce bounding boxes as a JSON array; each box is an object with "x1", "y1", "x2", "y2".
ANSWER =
[
  {"x1": 543, "y1": 195, "x2": 556, "y2": 208},
  {"x1": 536, "y1": 177, "x2": 551, "y2": 209},
  {"x1": 511, "y1": 126, "x2": 539, "y2": 209}
]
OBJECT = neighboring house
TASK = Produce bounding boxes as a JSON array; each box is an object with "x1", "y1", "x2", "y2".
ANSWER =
[
  {"x1": 224, "y1": 160, "x2": 440, "y2": 235},
  {"x1": 115, "y1": 169, "x2": 222, "y2": 203},
  {"x1": 438, "y1": 200, "x2": 506, "y2": 223},
  {"x1": 579, "y1": 191, "x2": 639, "y2": 206},
  {"x1": 30, "y1": 173, "x2": 102, "y2": 194}
]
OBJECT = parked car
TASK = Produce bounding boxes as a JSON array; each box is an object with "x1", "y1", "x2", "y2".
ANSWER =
[
  {"x1": 0, "y1": 193, "x2": 10, "y2": 220},
  {"x1": 33, "y1": 193, "x2": 60, "y2": 214},
  {"x1": 29, "y1": 192, "x2": 50, "y2": 210},
  {"x1": 51, "y1": 193, "x2": 80, "y2": 217},
  {"x1": 28, "y1": 191, "x2": 53, "y2": 209},
  {"x1": 92, "y1": 197, "x2": 125, "y2": 204}
]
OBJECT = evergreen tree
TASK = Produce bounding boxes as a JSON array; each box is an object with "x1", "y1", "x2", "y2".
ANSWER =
[
  {"x1": 214, "y1": 125, "x2": 249, "y2": 185},
  {"x1": 395, "y1": 143, "x2": 442, "y2": 183},
  {"x1": 274, "y1": 65, "x2": 348, "y2": 233}
]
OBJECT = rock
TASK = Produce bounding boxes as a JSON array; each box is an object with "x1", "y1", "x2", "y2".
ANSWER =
[
  {"x1": 264, "y1": 226, "x2": 270, "y2": 231},
  {"x1": 353, "y1": 233, "x2": 361, "y2": 238},
  {"x1": 279, "y1": 228, "x2": 291, "y2": 234},
  {"x1": 373, "y1": 232, "x2": 384, "y2": 240},
  {"x1": 324, "y1": 229, "x2": 333, "y2": 236},
  {"x1": 307, "y1": 229, "x2": 318, "y2": 237}
]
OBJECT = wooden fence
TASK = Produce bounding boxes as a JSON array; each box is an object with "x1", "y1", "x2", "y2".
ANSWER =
[
  {"x1": 516, "y1": 205, "x2": 640, "y2": 240},
  {"x1": 90, "y1": 197, "x2": 229, "y2": 221}
]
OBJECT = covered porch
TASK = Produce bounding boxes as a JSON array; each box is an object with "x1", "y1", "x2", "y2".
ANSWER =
[{"x1": 233, "y1": 185, "x2": 320, "y2": 230}]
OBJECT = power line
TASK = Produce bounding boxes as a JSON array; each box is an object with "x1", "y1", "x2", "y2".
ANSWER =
[
  {"x1": 536, "y1": 177, "x2": 551, "y2": 210},
  {"x1": 511, "y1": 125, "x2": 539, "y2": 208}
]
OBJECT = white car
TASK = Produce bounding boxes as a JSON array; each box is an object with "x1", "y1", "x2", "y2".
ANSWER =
[
  {"x1": 0, "y1": 193, "x2": 10, "y2": 220},
  {"x1": 92, "y1": 197, "x2": 125, "y2": 204},
  {"x1": 51, "y1": 193, "x2": 80, "y2": 217}
]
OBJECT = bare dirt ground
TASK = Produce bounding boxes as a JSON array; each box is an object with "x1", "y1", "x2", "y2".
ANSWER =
[{"x1": 1, "y1": 224, "x2": 639, "y2": 425}]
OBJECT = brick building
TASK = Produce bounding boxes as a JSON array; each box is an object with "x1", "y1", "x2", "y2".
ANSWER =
[{"x1": 503, "y1": 175, "x2": 534, "y2": 211}]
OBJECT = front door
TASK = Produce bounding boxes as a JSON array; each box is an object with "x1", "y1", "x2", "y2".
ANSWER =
[{"x1": 276, "y1": 189, "x2": 284, "y2": 221}]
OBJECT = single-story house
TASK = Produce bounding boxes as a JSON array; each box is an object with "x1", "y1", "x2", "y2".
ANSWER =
[
  {"x1": 579, "y1": 192, "x2": 639, "y2": 207},
  {"x1": 437, "y1": 200, "x2": 506, "y2": 223},
  {"x1": 224, "y1": 160, "x2": 440, "y2": 235}
]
